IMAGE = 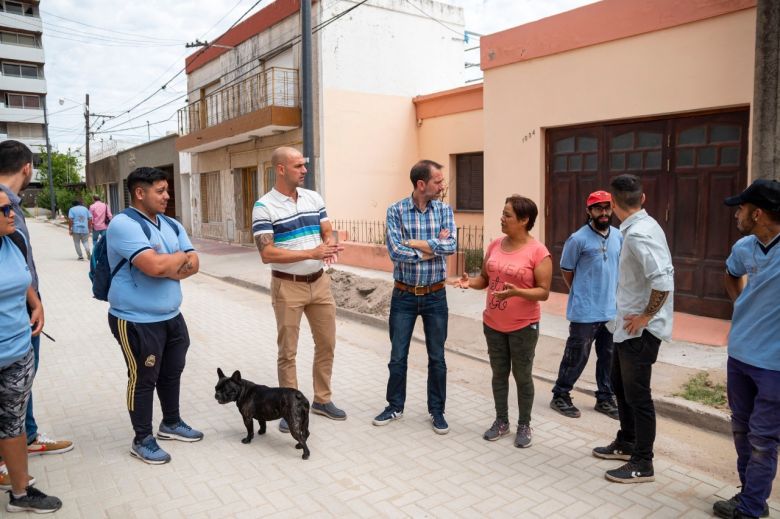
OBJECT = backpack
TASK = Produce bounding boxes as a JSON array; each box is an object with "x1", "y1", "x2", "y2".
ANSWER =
[
  {"x1": 89, "y1": 208, "x2": 180, "y2": 301},
  {"x1": 8, "y1": 230, "x2": 27, "y2": 261}
]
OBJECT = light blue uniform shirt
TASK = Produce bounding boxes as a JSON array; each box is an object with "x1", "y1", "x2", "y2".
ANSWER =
[
  {"x1": 0, "y1": 233, "x2": 32, "y2": 368},
  {"x1": 560, "y1": 223, "x2": 622, "y2": 323},
  {"x1": 106, "y1": 208, "x2": 194, "y2": 324},
  {"x1": 68, "y1": 205, "x2": 91, "y2": 234},
  {"x1": 726, "y1": 234, "x2": 780, "y2": 371}
]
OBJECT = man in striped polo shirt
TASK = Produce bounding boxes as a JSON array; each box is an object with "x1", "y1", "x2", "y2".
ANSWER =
[{"x1": 252, "y1": 147, "x2": 346, "y2": 432}]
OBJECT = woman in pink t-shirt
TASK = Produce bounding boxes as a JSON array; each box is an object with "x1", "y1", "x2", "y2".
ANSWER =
[{"x1": 453, "y1": 195, "x2": 551, "y2": 448}]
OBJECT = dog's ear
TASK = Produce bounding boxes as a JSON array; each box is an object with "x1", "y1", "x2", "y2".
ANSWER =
[
  {"x1": 217, "y1": 367, "x2": 225, "y2": 378},
  {"x1": 231, "y1": 370, "x2": 242, "y2": 382}
]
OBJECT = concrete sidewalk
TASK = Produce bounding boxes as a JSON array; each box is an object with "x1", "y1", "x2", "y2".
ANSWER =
[{"x1": 186, "y1": 235, "x2": 731, "y2": 436}]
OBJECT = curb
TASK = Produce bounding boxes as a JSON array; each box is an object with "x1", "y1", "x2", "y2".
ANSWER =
[{"x1": 202, "y1": 269, "x2": 732, "y2": 437}]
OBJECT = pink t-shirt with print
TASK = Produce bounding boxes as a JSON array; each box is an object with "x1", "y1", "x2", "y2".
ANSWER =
[{"x1": 482, "y1": 237, "x2": 551, "y2": 333}]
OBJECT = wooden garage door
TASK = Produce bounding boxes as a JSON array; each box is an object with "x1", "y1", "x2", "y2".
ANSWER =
[{"x1": 545, "y1": 109, "x2": 749, "y2": 320}]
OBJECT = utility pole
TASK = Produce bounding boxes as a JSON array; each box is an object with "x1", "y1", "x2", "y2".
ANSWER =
[
  {"x1": 42, "y1": 95, "x2": 55, "y2": 218},
  {"x1": 301, "y1": 0, "x2": 315, "y2": 189},
  {"x1": 147, "y1": 120, "x2": 151, "y2": 141},
  {"x1": 84, "y1": 93, "x2": 90, "y2": 183}
]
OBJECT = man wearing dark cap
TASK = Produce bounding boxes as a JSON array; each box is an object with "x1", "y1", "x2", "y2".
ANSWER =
[
  {"x1": 550, "y1": 191, "x2": 621, "y2": 420},
  {"x1": 713, "y1": 179, "x2": 780, "y2": 519}
]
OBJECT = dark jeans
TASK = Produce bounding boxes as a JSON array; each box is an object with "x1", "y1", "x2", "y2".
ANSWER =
[
  {"x1": 24, "y1": 333, "x2": 40, "y2": 442},
  {"x1": 552, "y1": 321, "x2": 614, "y2": 402},
  {"x1": 385, "y1": 287, "x2": 448, "y2": 414},
  {"x1": 612, "y1": 330, "x2": 660, "y2": 463},
  {"x1": 109, "y1": 313, "x2": 190, "y2": 441},
  {"x1": 727, "y1": 356, "x2": 780, "y2": 518},
  {"x1": 483, "y1": 323, "x2": 539, "y2": 425}
]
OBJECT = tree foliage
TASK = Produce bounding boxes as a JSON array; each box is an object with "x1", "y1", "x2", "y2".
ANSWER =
[{"x1": 36, "y1": 149, "x2": 81, "y2": 188}]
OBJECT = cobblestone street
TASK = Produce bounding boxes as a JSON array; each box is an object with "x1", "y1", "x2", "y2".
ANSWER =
[{"x1": 22, "y1": 221, "x2": 771, "y2": 518}]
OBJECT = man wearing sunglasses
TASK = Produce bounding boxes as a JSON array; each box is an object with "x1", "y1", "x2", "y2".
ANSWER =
[
  {"x1": 0, "y1": 141, "x2": 73, "y2": 481},
  {"x1": 551, "y1": 191, "x2": 621, "y2": 421}
]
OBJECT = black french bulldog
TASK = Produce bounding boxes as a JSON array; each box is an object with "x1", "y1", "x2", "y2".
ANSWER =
[{"x1": 215, "y1": 368, "x2": 311, "y2": 460}]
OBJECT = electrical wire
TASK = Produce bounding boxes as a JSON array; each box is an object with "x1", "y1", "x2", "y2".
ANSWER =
[
  {"x1": 403, "y1": 0, "x2": 465, "y2": 39},
  {"x1": 40, "y1": 10, "x2": 186, "y2": 43}
]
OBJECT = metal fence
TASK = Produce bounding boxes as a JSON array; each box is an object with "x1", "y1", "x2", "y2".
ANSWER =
[
  {"x1": 331, "y1": 219, "x2": 484, "y2": 274},
  {"x1": 178, "y1": 67, "x2": 298, "y2": 135}
]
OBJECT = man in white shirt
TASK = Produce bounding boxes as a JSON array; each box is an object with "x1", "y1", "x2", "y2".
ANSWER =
[{"x1": 592, "y1": 174, "x2": 674, "y2": 485}]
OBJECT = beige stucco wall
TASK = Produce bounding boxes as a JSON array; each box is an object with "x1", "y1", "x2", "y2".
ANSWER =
[
  {"x1": 416, "y1": 109, "x2": 484, "y2": 228},
  {"x1": 321, "y1": 88, "x2": 418, "y2": 222},
  {"x1": 483, "y1": 8, "x2": 756, "y2": 242}
]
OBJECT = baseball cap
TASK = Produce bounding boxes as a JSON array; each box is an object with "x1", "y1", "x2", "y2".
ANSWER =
[
  {"x1": 724, "y1": 179, "x2": 780, "y2": 212},
  {"x1": 586, "y1": 191, "x2": 611, "y2": 207}
]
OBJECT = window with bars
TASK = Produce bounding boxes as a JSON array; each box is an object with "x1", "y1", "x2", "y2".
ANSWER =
[
  {"x1": 200, "y1": 172, "x2": 222, "y2": 223},
  {"x1": 455, "y1": 152, "x2": 484, "y2": 211}
]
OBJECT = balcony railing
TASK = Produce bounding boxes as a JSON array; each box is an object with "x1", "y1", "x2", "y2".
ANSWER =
[{"x1": 178, "y1": 67, "x2": 299, "y2": 136}]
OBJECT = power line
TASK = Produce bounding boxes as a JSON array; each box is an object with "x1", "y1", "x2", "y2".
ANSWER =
[
  {"x1": 40, "y1": 10, "x2": 185, "y2": 43},
  {"x1": 98, "y1": 95, "x2": 186, "y2": 133},
  {"x1": 403, "y1": 0, "x2": 465, "y2": 39}
]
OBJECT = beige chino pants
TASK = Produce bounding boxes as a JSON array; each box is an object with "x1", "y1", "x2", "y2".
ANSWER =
[{"x1": 270, "y1": 272, "x2": 336, "y2": 404}]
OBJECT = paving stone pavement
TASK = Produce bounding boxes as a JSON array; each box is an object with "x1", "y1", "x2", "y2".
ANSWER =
[{"x1": 14, "y1": 220, "x2": 767, "y2": 518}]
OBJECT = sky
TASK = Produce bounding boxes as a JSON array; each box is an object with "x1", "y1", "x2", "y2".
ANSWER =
[{"x1": 41, "y1": 0, "x2": 596, "y2": 159}]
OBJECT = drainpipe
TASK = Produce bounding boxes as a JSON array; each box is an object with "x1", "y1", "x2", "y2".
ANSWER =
[
  {"x1": 301, "y1": 0, "x2": 315, "y2": 189},
  {"x1": 42, "y1": 96, "x2": 55, "y2": 218}
]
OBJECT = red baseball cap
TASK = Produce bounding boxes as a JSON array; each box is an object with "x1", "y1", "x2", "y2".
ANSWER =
[{"x1": 586, "y1": 191, "x2": 612, "y2": 207}]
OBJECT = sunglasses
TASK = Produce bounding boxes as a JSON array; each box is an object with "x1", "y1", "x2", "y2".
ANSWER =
[{"x1": 0, "y1": 204, "x2": 12, "y2": 218}]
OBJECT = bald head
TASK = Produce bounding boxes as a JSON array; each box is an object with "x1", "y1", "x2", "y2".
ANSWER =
[
  {"x1": 271, "y1": 147, "x2": 301, "y2": 168},
  {"x1": 272, "y1": 146, "x2": 307, "y2": 193}
]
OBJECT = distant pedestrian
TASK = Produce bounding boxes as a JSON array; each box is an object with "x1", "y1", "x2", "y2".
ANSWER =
[
  {"x1": 592, "y1": 174, "x2": 674, "y2": 484},
  {"x1": 453, "y1": 195, "x2": 551, "y2": 447},
  {"x1": 0, "y1": 189, "x2": 62, "y2": 513},
  {"x1": 106, "y1": 167, "x2": 202, "y2": 465},
  {"x1": 550, "y1": 191, "x2": 620, "y2": 420},
  {"x1": 0, "y1": 140, "x2": 73, "y2": 480},
  {"x1": 373, "y1": 159, "x2": 457, "y2": 435},
  {"x1": 89, "y1": 194, "x2": 112, "y2": 243},
  {"x1": 67, "y1": 199, "x2": 91, "y2": 260},
  {"x1": 712, "y1": 179, "x2": 780, "y2": 519},
  {"x1": 252, "y1": 146, "x2": 347, "y2": 433}
]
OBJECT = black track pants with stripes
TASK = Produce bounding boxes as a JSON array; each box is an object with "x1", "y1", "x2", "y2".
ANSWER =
[{"x1": 108, "y1": 313, "x2": 190, "y2": 441}]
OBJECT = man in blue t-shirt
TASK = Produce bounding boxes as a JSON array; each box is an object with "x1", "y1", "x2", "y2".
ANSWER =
[
  {"x1": 551, "y1": 191, "x2": 621, "y2": 420},
  {"x1": 713, "y1": 179, "x2": 780, "y2": 519},
  {"x1": 67, "y1": 199, "x2": 92, "y2": 260},
  {"x1": 105, "y1": 167, "x2": 201, "y2": 465}
]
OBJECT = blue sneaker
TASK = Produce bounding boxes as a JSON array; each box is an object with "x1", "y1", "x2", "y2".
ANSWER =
[
  {"x1": 157, "y1": 420, "x2": 204, "y2": 442},
  {"x1": 372, "y1": 407, "x2": 403, "y2": 426},
  {"x1": 279, "y1": 418, "x2": 289, "y2": 434},
  {"x1": 431, "y1": 413, "x2": 449, "y2": 435},
  {"x1": 130, "y1": 435, "x2": 171, "y2": 465}
]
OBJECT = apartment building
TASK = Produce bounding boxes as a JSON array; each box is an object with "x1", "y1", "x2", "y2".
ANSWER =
[
  {"x1": 177, "y1": 0, "x2": 465, "y2": 244},
  {"x1": 0, "y1": 0, "x2": 46, "y2": 182}
]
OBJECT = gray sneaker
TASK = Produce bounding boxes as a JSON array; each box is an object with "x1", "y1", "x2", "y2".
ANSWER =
[
  {"x1": 279, "y1": 418, "x2": 289, "y2": 433},
  {"x1": 514, "y1": 424, "x2": 533, "y2": 448},
  {"x1": 6, "y1": 486, "x2": 62, "y2": 513},
  {"x1": 483, "y1": 419, "x2": 510, "y2": 441},
  {"x1": 311, "y1": 401, "x2": 347, "y2": 421}
]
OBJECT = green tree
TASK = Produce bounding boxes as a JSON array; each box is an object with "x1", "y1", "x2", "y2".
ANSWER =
[{"x1": 36, "y1": 149, "x2": 81, "y2": 188}]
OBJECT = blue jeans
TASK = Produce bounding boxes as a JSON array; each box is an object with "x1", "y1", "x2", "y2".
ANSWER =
[
  {"x1": 727, "y1": 356, "x2": 780, "y2": 518},
  {"x1": 385, "y1": 287, "x2": 448, "y2": 414},
  {"x1": 92, "y1": 229, "x2": 106, "y2": 243},
  {"x1": 24, "y1": 333, "x2": 40, "y2": 442},
  {"x1": 552, "y1": 321, "x2": 614, "y2": 402}
]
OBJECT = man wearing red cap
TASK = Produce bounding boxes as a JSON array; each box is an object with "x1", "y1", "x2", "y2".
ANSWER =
[{"x1": 550, "y1": 191, "x2": 621, "y2": 420}]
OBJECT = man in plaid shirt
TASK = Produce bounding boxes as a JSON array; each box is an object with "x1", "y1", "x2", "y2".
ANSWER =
[{"x1": 373, "y1": 159, "x2": 457, "y2": 434}]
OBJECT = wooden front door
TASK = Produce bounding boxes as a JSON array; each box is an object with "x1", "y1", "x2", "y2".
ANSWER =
[
  {"x1": 240, "y1": 166, "x2": 258, "y2": 230},
  {"x1": 545, "y1": 109, "x2": 748, "y2": 320}
]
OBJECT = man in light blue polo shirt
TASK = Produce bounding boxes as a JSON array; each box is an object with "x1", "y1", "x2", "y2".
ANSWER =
[
  {"x1": 551, "y1": 191, "x2": 621, "y2": 420},
  {"x1": 67, "y1": 199, "x2": 92, "y2": 260},
  {"x1": 712, "y1": 179, "x2": 780, "y2": 519},
  {"x1": 106, "y1": 167, "x2": 201, "y2": 465}
]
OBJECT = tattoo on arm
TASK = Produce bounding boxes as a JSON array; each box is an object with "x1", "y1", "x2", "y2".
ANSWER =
[
  {"x1": 643, "y1": 289, "x2": 669, "y2": 317},
  {"x1": 255, "y1": 233, "x2": 274, "y2": 253}
]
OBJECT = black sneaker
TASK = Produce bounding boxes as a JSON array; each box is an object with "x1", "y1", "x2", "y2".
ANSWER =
[
  {"x1": 713, "y1": 493, "x2": 769, "y2": 518},
  {"x1": 550, "y1": 394, "x2": 581, "y2": 418},
  {"x1": 592, "y1": 439, "x2": 633, "y2": 460},
  {"x1": 594, "y1": 398, "x2": 619, "y2": 420},
  {"x1": 430, "y1": 413, "x2": 449, "y2": 435},
  {"x1": 604, "y1": 461, "x2": 654, "y2": 484},
  {"x1": 6, "y1": 486, "x2": 63, "y2": 513},
  {"x1": 483, "y1": 419, "x2": 510, "y2": 441}
]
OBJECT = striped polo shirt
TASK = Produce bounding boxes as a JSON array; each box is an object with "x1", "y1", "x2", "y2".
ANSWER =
[{"x1": 252, "y1": 187, "x2": 328, "y2": 275}]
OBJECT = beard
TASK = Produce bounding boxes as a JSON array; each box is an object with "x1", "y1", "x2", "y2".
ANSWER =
[{"x1": 592, "y1": 216, "x2": 611, "y2": 231}]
